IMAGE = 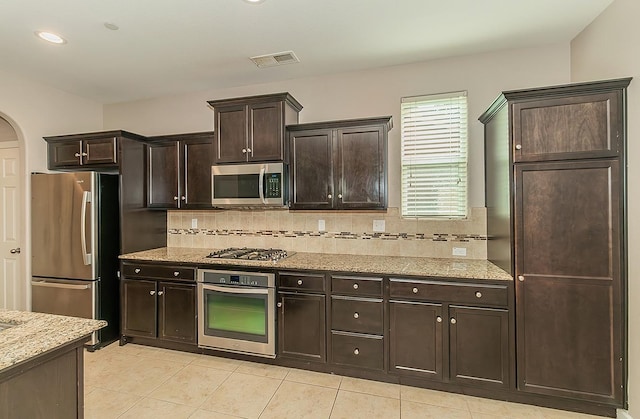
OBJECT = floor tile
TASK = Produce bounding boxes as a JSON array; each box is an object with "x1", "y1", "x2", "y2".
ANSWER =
[
  {"x1": 465, "y1": 396, "x2": 544, "y2": 418},
  {"x1": 235, "y1": 361, "x2": 290, "y2": 379},
  {"x1": 149, "y1": 364, "x2": 232, "y2": 407},
  {"x1": 401, "y1": 386, "x2": 469, "y2": 410},
  {"x1": 339, "y1": 376, "x2": 400, "y2": 399},
  {"x1": 142, "y1": 347, "x2": 201, "y2": 364},
  {"x1": 200, "y1": 372, "x2": 282, "y2": 418},
  {"x1": 119, "y1": 397, "x2": 196, "y2": 419},
  {"x1": 330, "y1": 390, "x2": 400, "y2": 419},
  {"x1": 188, "y1": 410, "x2": 244, "y2": 419},
  {"x1": 191, "y1": 354, "x2": 244, "y2": 372},
  {"x1": 259, "y1": 381, "x2": 337, "y2": 419},
  {"x1": 84, "y1": 387, "x2": 141, "y2": 419},
  {"x1": 537, "y1": 406, "x2": 610, "y2": 418},
  {"x1": 402, "y1": 400, "x2": 473, "y2": 419},
  {"x1": 95, "y1": 356, "x2": 188, "y2": 396},
  {"x1": 285, "y1": 368, "x2": 343, "y2": 389}
]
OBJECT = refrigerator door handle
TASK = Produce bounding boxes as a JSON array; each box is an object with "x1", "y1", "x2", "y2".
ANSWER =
[
  {"x1": 81, "y1": 190, "x2": 92, "y2": 265},
  {"x1": 32, "y1": 280, "x2": 91, "y2": 290}
]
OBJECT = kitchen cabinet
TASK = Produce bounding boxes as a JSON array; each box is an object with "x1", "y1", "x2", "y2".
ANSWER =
[
  {"x1": 389, "y1": 278, "x2": 510, "y2": 388},
  {"x1": 288, "y1": 117, "x2": 392, "y2": 210},
  {"x1": 329, "y1": 275, "x2": 384, "y2": 371},
  {"x1": 46, "y1": 133, "x2": 118, "y2": 169},
  {"x1": 208, "y1": 93, "x2": 303, "y2": 163},
  {"x1": 277, "y1": 272, "x2": 326, "y2": 362},
  {"x1": 120, "y1": 262, "x2": 197, "y2": 345},
  {"x1": 147, "y1": 131, "x2": 214, "y2": 209},
  {"x1": 480, "y1": 78, "x2": 631, "y2": 407}
]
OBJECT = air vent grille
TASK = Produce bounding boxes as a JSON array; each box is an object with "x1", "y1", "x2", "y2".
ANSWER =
[{"x1": 250, "y1": 51, "x2": 300, "y2": 68}]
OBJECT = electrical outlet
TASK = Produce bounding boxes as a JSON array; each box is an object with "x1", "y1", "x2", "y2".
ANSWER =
[
  {"x1": 191, "y1": 218, "x2": 198, "y2": 229},
  {"x1": 452, "y1": 247, "x2": 467, "y2": 257},
  {"x1": 373, "y1": 220, "x2": 385, "y2": 232},
  {"x1": 318, "y1": 219, "x2": 326, "y2": 232}
]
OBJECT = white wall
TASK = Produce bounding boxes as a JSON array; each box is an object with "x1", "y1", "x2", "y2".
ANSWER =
[
  {"x1": 571, "y1": 1, "x2": 640, "y2": 417},
  {"x1": 0, "y1": 68, "x2": 103, "y2": 309},
  {"x1": 105, "y1": 43, "x2": 571, "y2": 210}
]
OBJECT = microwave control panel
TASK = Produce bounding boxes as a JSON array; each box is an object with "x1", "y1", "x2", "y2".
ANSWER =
[{"x1": 265, "y1": 173, "x2": 282, "y2": 198}]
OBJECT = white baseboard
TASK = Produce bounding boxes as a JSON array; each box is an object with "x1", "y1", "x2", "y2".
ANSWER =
[{"x1": 618, "y1": 409, "x2": 634, "y2": 419}]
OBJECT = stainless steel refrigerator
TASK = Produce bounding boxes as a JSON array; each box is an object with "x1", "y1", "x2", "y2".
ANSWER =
[{"x1": 31, "y1": 172, "x2": 120, "y2": 349}]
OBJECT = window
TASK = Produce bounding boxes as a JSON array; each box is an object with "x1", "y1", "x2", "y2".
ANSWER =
[{"x1": 401, "y1": 91, "x2": 468, "y2": 218}]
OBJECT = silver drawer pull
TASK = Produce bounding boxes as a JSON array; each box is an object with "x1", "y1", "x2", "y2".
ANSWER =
[
  {"x1": 475, "y1": 291, "x2": 482, "y2": 298},
  {"x1": 277, "y1": 302, "x2": 282, "y2": 308},
  {"x1": 174, "y1": 271, "x2": 180, "y2": 277},
  {"x1": 412, "y1": 287, "x2": 418, "y2": 294},
  {"x1": 297, "y1": 279, "x2": 303, "y2": 285},
  {"x1": 149, "y1": 290, "x2": 155, "y2": 295},
  {"x1": 515, "y1": 144, "x2": 522, "y2": 150},
  {"x1": 518, "y1": 275, "x2": 525, "y2": 282},
  {"x1": 353, "y1": 312, "x2": 359, "y2": 319},
  {"x1": 353, "y1": 283, "x2": 359, "y2": 290},
  {"x1": 450, "y1": 318, "x2": 457, "y2": 324},
  {"x1": 134, "y1": 268, "x2": 141, "y2": 274},
  {"x1": 353, "y1": 348, "x2": 360, "y2": 355},
  {"x1": 436, "y1": 316, "x2": 442, "y2": 323}
]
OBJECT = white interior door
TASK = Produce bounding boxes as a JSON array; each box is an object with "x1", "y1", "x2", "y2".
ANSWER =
[{"x1": 0, "y1": 143, "x2": 21, "y2": 310}]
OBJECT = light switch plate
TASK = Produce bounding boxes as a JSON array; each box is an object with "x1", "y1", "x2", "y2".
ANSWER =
[
  {"x1": 373, "y1": 220, "x2": 385, "y2": 232},
  {"x1": 318, "y1": 219, "x2": 326, "y2": 232},
  {"x1": 452, "y1": 247, "x2": 467, "y2": 257},
  {"x1": 191, "y1": 218, "x2": 198, "y2": 229}
]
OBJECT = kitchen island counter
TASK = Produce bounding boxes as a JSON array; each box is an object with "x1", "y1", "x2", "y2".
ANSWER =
[{"x1": 119, "y1": 247, "x2": 512, "y2": 281}]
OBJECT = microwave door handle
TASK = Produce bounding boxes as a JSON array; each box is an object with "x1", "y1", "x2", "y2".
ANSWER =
[
  {"x1": 205, "y1": 284, "x2": 269, "y2": 295},
  {"x1": 259, "y1": 167, "x2": 267, "y2": 204},
  {"x1": 81, "y1": 191, "x2": 92, "y2": 265}
]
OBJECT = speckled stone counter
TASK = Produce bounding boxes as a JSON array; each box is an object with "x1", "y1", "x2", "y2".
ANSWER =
[
  {"x1": 119, "y1": 247, "x2": 512, "y2": 281},
  {"x1": 0, "y1": 310, "x2": 106, "y2": 371}
]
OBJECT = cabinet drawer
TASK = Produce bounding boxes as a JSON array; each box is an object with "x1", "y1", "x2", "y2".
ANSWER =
[
  {"x1": 331, "y1": 275, "x2": 382, "y2": 297},
  {"x1": 390, "y1": 279, "x2": 508, "y2": 307},
  {"x1": 279, "y1": 273, "x2": 325, "y2": 293},
  {"x1": 331, "y1": 332, "x2": 383, "y2": 371},
  {"x1": 331, "y1": 297, "x2": 383, "y2": 335},
  {"x1": 122, "y1": 263, "x2": 195, "y2": 281}
]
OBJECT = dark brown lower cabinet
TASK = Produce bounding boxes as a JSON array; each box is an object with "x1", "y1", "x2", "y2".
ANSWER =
[{"x1": 277, "y1": 292, "x2": 326, "y2": 362}]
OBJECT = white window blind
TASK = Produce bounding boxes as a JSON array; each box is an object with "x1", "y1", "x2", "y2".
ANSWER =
[{"x1": 401, "y1": 91, "x2": 468, "y2": 218}]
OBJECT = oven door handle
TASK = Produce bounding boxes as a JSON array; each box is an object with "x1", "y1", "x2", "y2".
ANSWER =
[
  {"x1": 258, "y1": 166, "x2": 266, "y2": 204},
  {"x1": 203, "y1": 284, "x2": 270, "y2": 295}
]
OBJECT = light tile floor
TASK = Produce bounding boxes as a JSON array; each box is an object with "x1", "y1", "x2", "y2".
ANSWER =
[{"x1": 84, "y1": 343, "x2": 609, "y2": 419}]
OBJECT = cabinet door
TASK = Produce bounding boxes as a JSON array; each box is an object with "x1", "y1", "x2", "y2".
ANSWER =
[
  {"x1": 158, "y1": 282, "x2": 197, "y2": 344},
  {"x1": 83, "y1": 137, "x2": 118, "y2": 166},
  {"x1": 248, "y1": 101, "x2": 283, "y2": 161},
  {"x1": 449, "y1": 306, "x2": 509, "y2": 388},
  {"x1": 48, "y1": 141, "x2": 82, "y2": 168},
  {"x1": 336, "y1": 125, "x2": 386, "y2": 209},
  {"x1": 121, "y1": 279, "x2": 157, "y2": 338},
  {"x1": 512, "y1": 91, "x2": 622, "y2": 162},
  {"x1": 515, "y1": 160, "x2": 622, "y2": 403},
  {"x1": 289, "y1": 129, "x2": 334, "y2": 209},
  {"x1": 181, "y1": 137, "x2": 213, "y2": 209},
  {"x1": 278, "y1": 292, "x2": 326, "y2": 362},
  {"x1": 148, "y1": 142, "x2": 179, "y2": 208},
  {"x1": 389, "y1": 300, "x2": 443, "y2": 380},
  {"x1": 215, "y1": 105, "x2": 247, "y2": 163}
]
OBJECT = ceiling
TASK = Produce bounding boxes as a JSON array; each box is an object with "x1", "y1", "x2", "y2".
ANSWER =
[{"x1": 1, "y1": 0, "x2": 613, "y2": 104}]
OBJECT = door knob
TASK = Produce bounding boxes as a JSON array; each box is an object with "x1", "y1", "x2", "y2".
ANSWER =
[{"x1": 9, "y1": 248, "x2": 20, "y2": 254}]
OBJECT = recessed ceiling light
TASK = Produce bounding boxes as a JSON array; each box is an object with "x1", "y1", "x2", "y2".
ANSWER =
[
  {"x1": 104, "y1": 22, "x2": 119, "y2": 31},
  {"x1": 243, "y1": 0, "x2": 266, "y2": 4},
  {"x1": 35, "y1": 31, "x2": 66, "y2": 44}
]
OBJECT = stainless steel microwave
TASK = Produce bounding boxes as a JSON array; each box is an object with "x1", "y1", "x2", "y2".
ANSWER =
[{"x1": 211, "y1": 162, "x2": 287, "y2": 207}]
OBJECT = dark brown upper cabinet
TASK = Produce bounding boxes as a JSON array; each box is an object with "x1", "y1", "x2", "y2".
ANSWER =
[
  {"x1": 147, "y1": 131, "x2": 214, "y2": 209},
  {"x1": 480, "y1": 78, "x2": 631, "y2": 408},
  {"x1": 45, "y1": 130, "x2": 143, "y2": 170},
  {"x1": 288, "y1": 116, "x2": 392, "y2": 210},
  {"x1": 207, "y1": 93, "x2": 303, "y2": 163}
]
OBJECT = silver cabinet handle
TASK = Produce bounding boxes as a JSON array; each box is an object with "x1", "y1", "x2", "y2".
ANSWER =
[
  {"x1": 181, "y1": 196, "x2": 186, "y2": 201},
  {"x1": 173, "y1": 196, "x2": 179, "y2": 201},
  {"x1": 353, "y1": 283, "x2": 359, "y2": 290},
  {"x1": 412, "y1": 287, "x2": 418, "y2": 294},
  {"x1": 450, "y1": 318, "x2": 457, "y2": 324},
  {"x1": 74, "y1": 152, "x2": 81, "y2": 157},
  {"x1": 277, "y1": 302, "x2": 282, "y2": 308},
  {"x1": 81, "y1": 152, "x2": 88, "y2": 157},
  {"x1": 475, "y1": 291, "x2": 482, "y2": 298},
  {"x1": 242, "y1": 148, "x2": 247, "y2": 154},
  {"x1": 134, "y1": 268, "x2": 141, "y2": 273},
  {"x1": 9, "y1": 248, "x2": 20, "y2": 254},
  {"x1": 515, "y1": 144, "x2": 522, "y2": 150},
  {"x1": 247, "y1": 148, "x2": 252, "y2": 153},
  {"x1": 150, "y1": 290, "x2": 156, "y2": 295},
  {"x1": 338, "y1": 193, "x2": 342, "y2": 199},
  {"x1": 327, "y1": 194, "x2": 332, "y2": 199},
  {"x1": 297, "y1": 279, "x2": 303, "y2": 285},
  {"x1": 158, "y1": 291, "x2": 164, "y2": 296},
  {"x1": 353, "y1": 312, "x2": 359, "y2": 319},
  {"x1": 436, "y1": 316, "x2": 442, "y2": 323},
  {"x1": 174, "y1": 271, "x2": 180, "y2": 277},
  {"x1": 353, "y1": 348, "x2": 360, "y2": 355},
  {"x1": 518, "y1": 275, "x2": 524, "y2": 282}
]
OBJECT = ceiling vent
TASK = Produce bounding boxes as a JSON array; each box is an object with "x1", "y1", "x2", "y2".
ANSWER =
[{"x1": 250, "y1": 51, "x2": 300, "y2": 68}]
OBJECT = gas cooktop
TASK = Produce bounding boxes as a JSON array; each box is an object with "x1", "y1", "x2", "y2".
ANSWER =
[{"x1": 206, "y1": 247, "x2": 293, "y2": 262}]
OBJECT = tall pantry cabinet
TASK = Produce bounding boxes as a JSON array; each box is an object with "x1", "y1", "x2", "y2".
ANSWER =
[{"x1": 480, "y1": 78, "x2": 631, "y2": 410}]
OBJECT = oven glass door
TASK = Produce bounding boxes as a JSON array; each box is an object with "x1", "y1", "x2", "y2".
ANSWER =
[
  {"x1": 213, "y1": 173, "x2": 261, "y2": 200},
  {"x1": 201, "y1": 284, "x2": 270, "y2": 344}
]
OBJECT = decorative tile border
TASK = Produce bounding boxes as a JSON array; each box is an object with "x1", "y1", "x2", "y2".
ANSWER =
[{"x1": 167, "y1": 228, "x2": 487, "y2": 242}]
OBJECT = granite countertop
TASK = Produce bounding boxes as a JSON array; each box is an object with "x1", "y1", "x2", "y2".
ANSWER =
[
  {"x1": 120, "y1": 247, "x2": 513, "y2": 281},
  {"x1": 0, "y1": 310, "x2": 106, "y2": 371}
]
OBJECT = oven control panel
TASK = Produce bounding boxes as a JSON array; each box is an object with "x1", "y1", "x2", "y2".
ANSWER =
[{"x1": 198, "y1": 269, "x2": 275, "y2": 288}]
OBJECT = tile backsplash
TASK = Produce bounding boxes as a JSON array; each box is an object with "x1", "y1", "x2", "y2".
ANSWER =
[{"x1": 167, "y1": 207, "x2": 488, "y2": 259}]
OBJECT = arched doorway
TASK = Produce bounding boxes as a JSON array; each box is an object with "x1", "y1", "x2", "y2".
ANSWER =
[{"x1": 0, "y1": 115, "x2": 24, "y2": 310}]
